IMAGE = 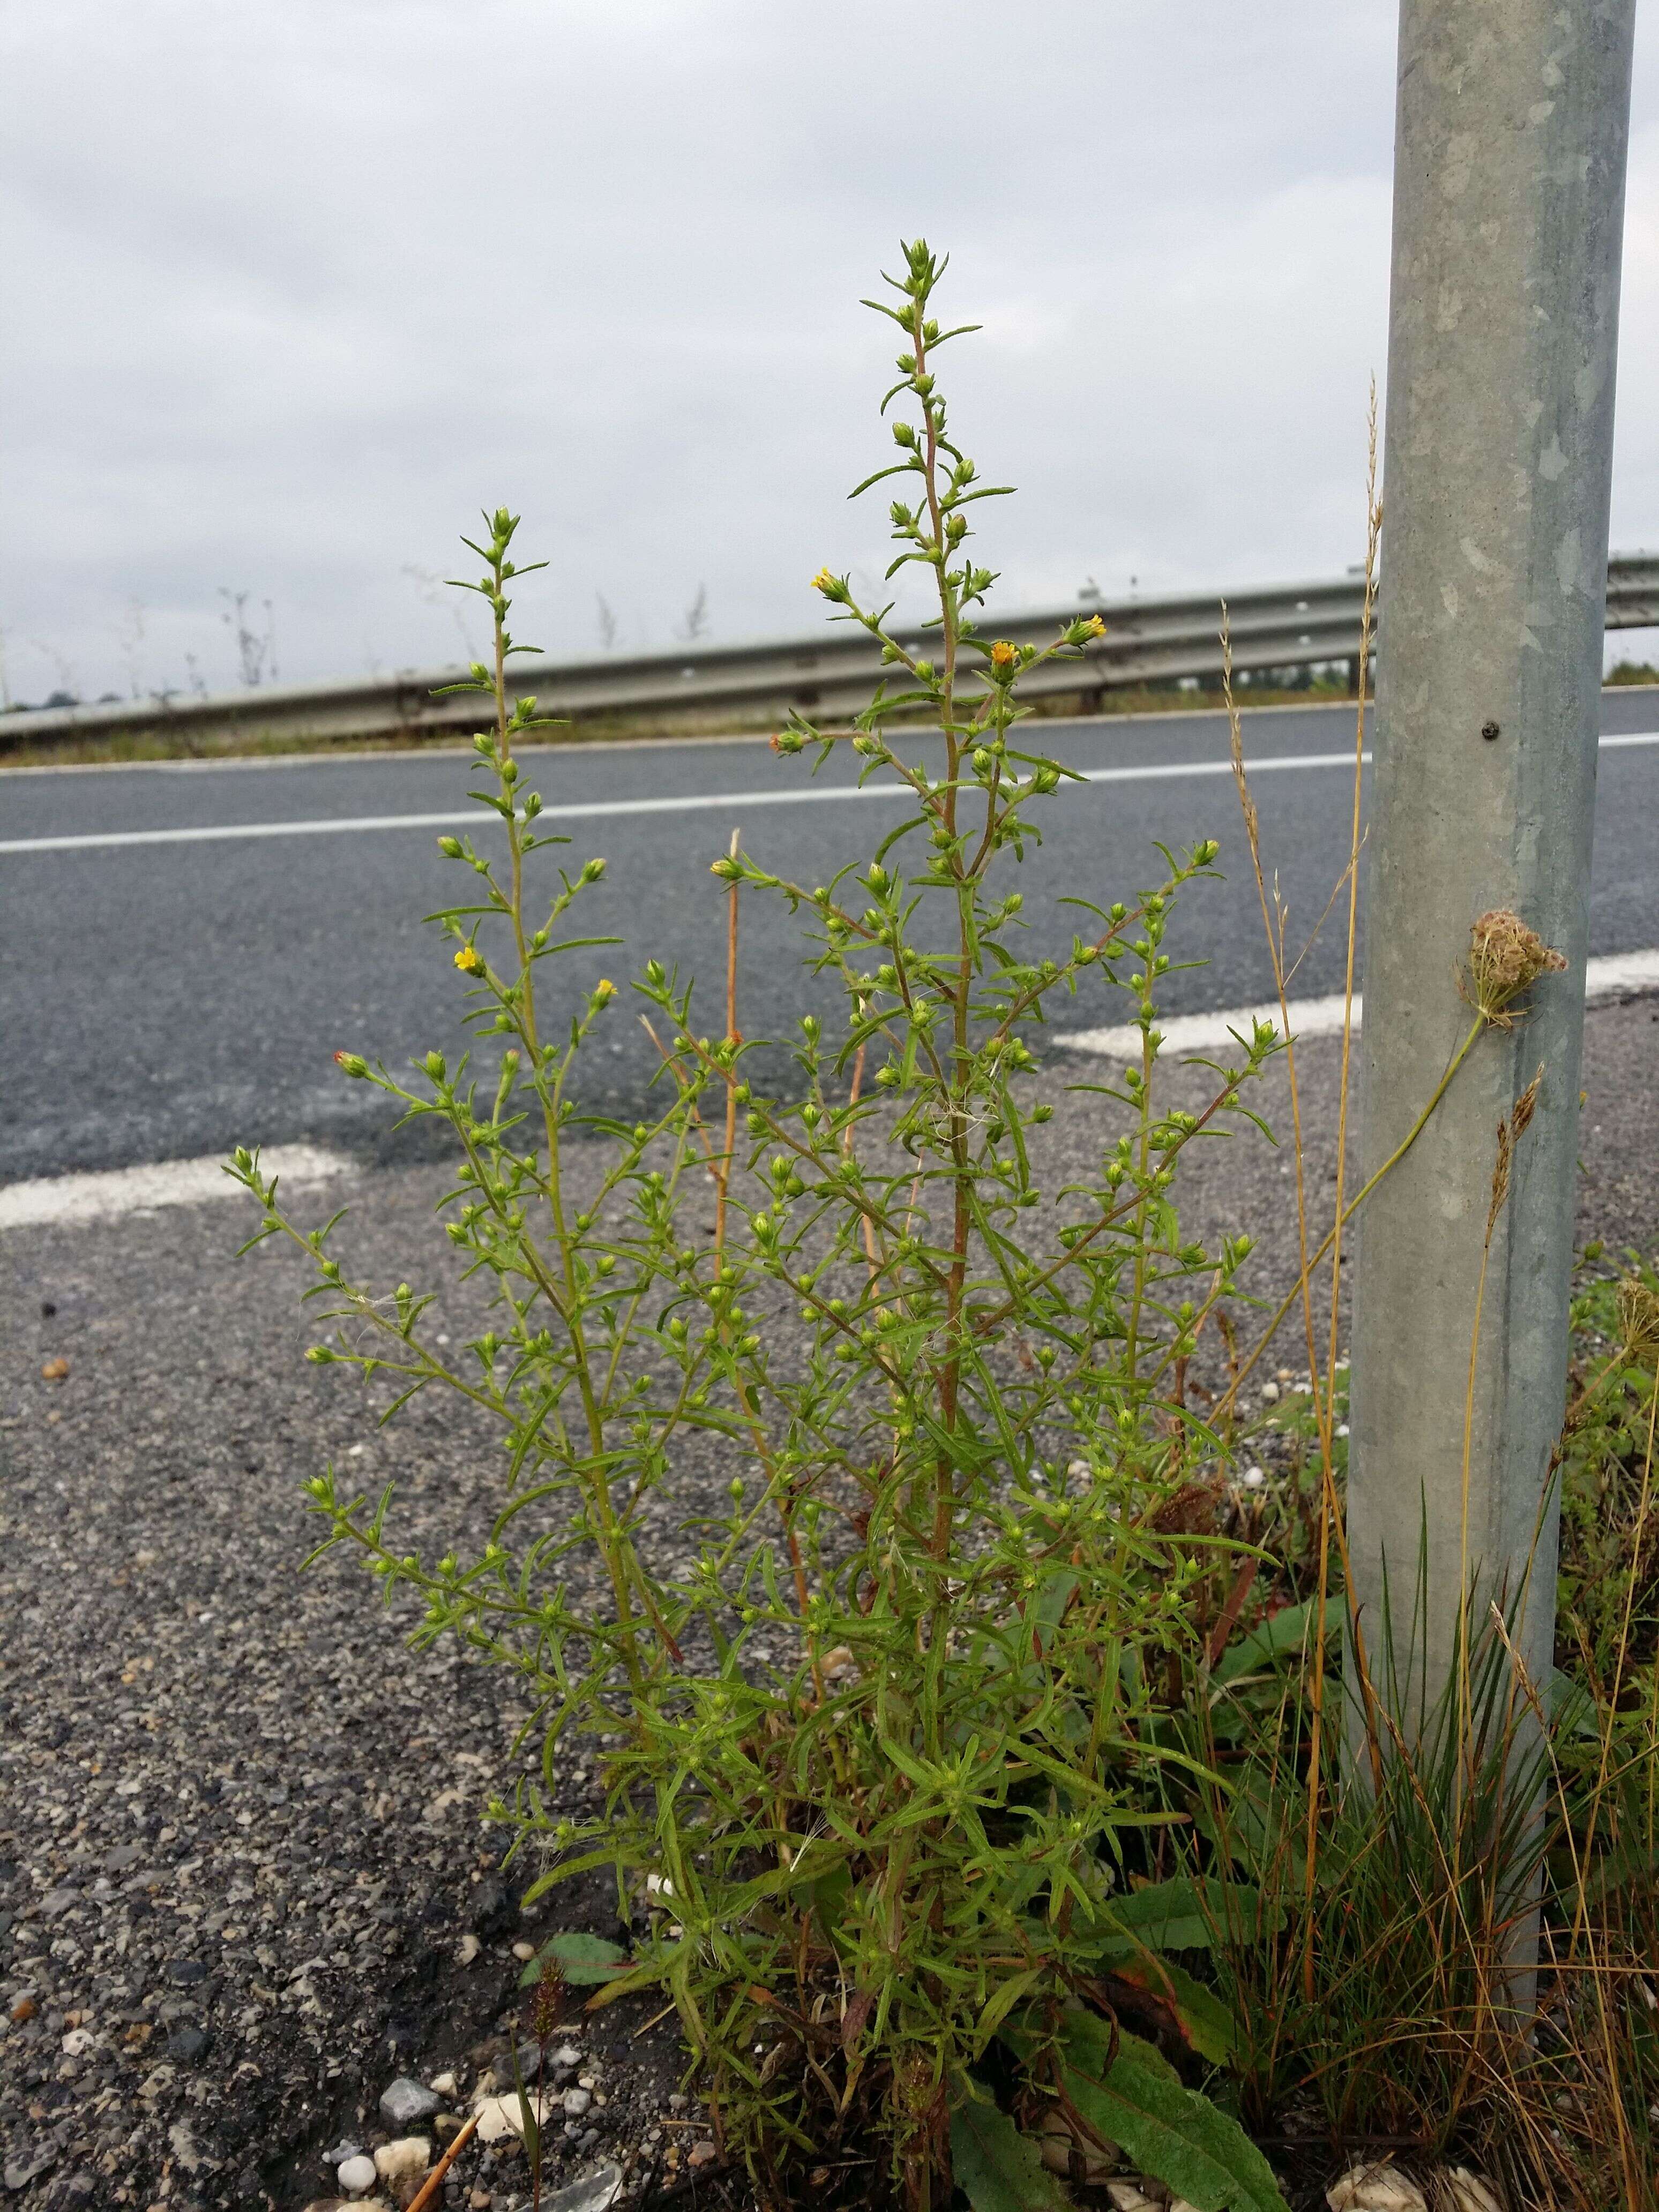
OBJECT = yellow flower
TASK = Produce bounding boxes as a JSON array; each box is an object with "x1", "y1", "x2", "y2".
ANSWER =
[
  {"x1": 1083, "y1": 613, "x2": 1107, "y2": 639},
  {"x1": 811, "y1": 567, "x2": 835, "y2": 594},
  {"x1": 990, "y1": 640, "x2": 1017, "y2": 668},
  {"x1": 594, "y1": 977, "x2": 617, "y2": 1004},
  {"x1": 454, "y1": 944, "x2": 483, "y2": 974}
]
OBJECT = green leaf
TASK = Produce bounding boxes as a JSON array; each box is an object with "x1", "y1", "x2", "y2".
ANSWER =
[
  {"x1": 1055, "y1": 2017, "x2": 1289, "y2": 2212},
  {"x1": 1549, "y1": 1666, "x2": 1599, "y2": 1739},
  {"x1": 519, "y1": 1930, "x2": 630, "y2": 1987},
  {"x1": 1213, "y1": 1600, "x2": 1316, "y2": 1685},
  {"x1": 949, "y1": 2095, "x2": 1072, "y2": 2212},
  {"x1": 972, "y1": 1968, "x2": 1048, "y2": 2053},
  {"x1": 1082, "y1": 1878, "x2": 1281, "y2": 1955},
  {"x1": 506, "y1": 2036, "x2": 541, "y2": 2171},
  {"x1": 1099, "y1": 1957, "x2": 1240, "y2": 2066},
  {"x1": 1056, "y1": 2018, "x2": 1178, "y2": 2083}
]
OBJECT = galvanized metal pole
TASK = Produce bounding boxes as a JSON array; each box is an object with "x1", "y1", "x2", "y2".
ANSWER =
[{"x1": 1349, "y1": 4, "x2": 1636, "y2": 1746}]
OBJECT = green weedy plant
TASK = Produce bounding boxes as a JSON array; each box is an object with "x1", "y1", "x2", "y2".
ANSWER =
[{"x1": 233, "y1": 240, "x2": 1289, "y2": 2211}]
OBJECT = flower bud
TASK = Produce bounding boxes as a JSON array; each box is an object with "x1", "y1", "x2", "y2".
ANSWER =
[
  {"x1": 437, "y1": 836, "x2": 463, "y2": 858},
  {"x1": 333, "y1": 1050, "x2": 369, "y2": 1079}
]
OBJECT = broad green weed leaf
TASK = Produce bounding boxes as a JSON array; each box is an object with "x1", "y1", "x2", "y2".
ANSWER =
[
  {"x1": 1081, "y1": 1877, "x2": 1281, "y2": 1955},
  {"x1": 949, "y1": 2095, "x2": 1072, "y2": 2212},
  {"x1": 1101, "y1": 1956, "x2": 1241, "y2": 2065},
  {"x1": 1060, "y1": 2019, "x2": 1287, "y2": 2212},
  {"x1": 520, "y1": 1930, "x2": 630, "y2": 1986},
  {"x1": 1000, "y1": 2018, "x2": 1288, "y2": 2212},
  {"x1": 1214, "y1": 1600, "x2": 1317, "y2": 1685}
]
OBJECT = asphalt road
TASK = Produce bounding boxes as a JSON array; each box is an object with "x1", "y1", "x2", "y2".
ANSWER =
[{"x1": 3, "y1": 692, "x2": 1657, "y2": 1181}]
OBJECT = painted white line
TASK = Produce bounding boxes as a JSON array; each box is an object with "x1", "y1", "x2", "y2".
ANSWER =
[
  {"x1": 0, "y1": 750, "x2": 1339, "y2": 853},
  {"x1": 3, "y1": 733, "x2": 1655, "y2": 856},
  {"x1": 0, "y1": 1144, "x2": 352, "y2": 1231},
  {"x1": 1057, "y1": 948, "x2": 1659, "y2": 1060}
]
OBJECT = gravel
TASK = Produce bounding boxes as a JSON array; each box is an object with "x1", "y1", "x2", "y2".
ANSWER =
[{"x1": 2, "y1": 995, "x2": 1654, "y2": 2209}]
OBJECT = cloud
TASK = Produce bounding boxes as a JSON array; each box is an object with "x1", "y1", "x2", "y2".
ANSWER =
[{"x1": 0, "y1": 0, "x2": 1652, "y2": 704}]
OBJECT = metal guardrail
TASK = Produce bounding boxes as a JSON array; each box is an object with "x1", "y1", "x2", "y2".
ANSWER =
[{"x1": 5, "y1": 557, "x2": 1656, "y2": 756}]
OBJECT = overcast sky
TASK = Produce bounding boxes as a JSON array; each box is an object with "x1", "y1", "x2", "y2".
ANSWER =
[{"x1": 3, "y1": 1, "x2": 1656, "y2": 707}]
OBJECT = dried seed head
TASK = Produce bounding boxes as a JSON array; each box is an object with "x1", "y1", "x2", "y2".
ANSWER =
[
  {"x1": 1149, "y1": 1475, "x2": 1224, "y2": 1537},
  {"x1": 526, "y1": 1957, "x2": 565, "y2": 2045},
  {"x1": 1616, "y1": 1277, "x2": 1659, "y2": 1364},
  {"x1": 1510, "y1": 1067, "x2": 1542, "y2": 1145},
  {"x1": 1485, "y1": 1072, "x2": 1542, "y2": 1234},
  {"x1": 896, "y1": 2052, "x2": 944, "y2": 2121},
  {"x1": 1461, "y1": 910, "x2": 1567, "y2": 1029}
]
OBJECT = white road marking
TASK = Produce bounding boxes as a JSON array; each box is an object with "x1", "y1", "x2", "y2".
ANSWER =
[
  {"x1": 1, "y1": 749, "x2": 1342, "y2": 853},
  {"x1": 0, "y1": 1144, "x2": 352, "y2": 1231},
  {"x1": 3, "y1": 731, "x2": 1654, "y2": 856},
  {"x1": 1058, "y1": 948, "x2": 1659, "y2": 1060},
  {"x1": 6, "y1": 951, "x2": 1655, "y2": 1223}
]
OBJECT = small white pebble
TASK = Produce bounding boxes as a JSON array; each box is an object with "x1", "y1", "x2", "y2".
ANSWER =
[
  {"x1": 430, "y1": 2071, "x2": 457, "y2": 2096},
  {"x1": 512, "y1": 1940, "x2": 536, "y2": 1961},
  {"x1": 1260, "y1": 1382, "x2": 1280, "y2": 1403},
  {"x1": 1336, "y1": 1422, "x2": 1350, "y2": 1438},
  {"x1": 1242, "y1": 1465, "x2": 1266, "y2": 1489}
]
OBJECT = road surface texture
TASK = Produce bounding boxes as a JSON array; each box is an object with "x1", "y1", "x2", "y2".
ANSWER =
[
  {"x1": 3, "y1": 691, "x2": 1656, "y2": 1182},
  {"x1": 3, "y1": 993, "x2": 1658, "y2": 2210}
]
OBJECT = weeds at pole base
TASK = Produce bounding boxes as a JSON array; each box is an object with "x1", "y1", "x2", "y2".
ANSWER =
[{"x1": 234, "y1": 246, "x2": 1659, "y2": 2211}]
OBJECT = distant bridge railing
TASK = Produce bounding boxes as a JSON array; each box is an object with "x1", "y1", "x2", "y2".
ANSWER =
[{"x1": 5, "y1": 557, "x2": 1656, "y2": 756}]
